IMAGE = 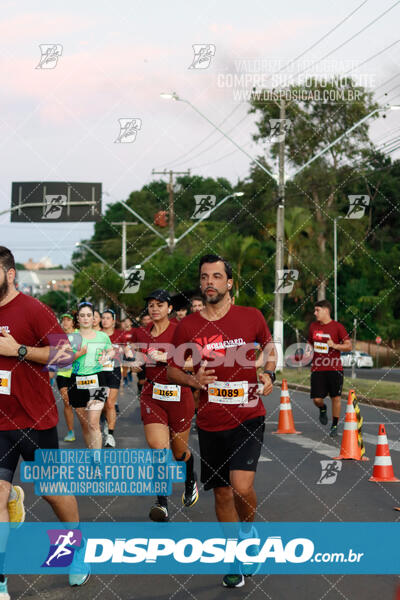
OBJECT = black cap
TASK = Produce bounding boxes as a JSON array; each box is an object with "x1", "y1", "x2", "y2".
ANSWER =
[{"x1": 144, "y1": 289, "x2": 172, "y2": 304}]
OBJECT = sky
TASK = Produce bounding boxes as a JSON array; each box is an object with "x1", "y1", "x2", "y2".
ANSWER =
[{"x1": 1, "y1": 0, "x2": 400, "y2": 267}]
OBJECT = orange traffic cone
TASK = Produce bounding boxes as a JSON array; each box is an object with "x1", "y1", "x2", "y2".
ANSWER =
[
  {"x1": 335, "y1": 390, "x2": 368, "y2": 461},
  {"x1": 369, "y1": 424, "x2": 399, "y2": 482},
  {"x1": 273, "y1": 380, "x2": 301, "y2": 434}
]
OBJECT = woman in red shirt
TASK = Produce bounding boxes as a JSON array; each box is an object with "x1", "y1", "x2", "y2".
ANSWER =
[{"x1": 133, "y1": 289, "x2": 198, "y2": 521}]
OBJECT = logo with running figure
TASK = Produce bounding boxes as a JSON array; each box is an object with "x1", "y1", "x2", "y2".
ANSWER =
[
  {"x1": 346, "y1": 195, "x2": 370, "y2": 219},
  {"x1": 36, "y1": 44, "x2": 63, "y2": 69},
  {"x1": 274, "y1": 270, "x2": 298, "y2": 294},
  {"x1": 192, "y1": 195, "x2": 216, "y2": 220},
  {"x1": 42, "y1": 529, "x2": 82, "y2": 567},
  {"x1": 115, "y1": 118, "x2": 142, "y2": 143},
  {"x1": 188, "y1": 44, "x2": 216, "y2": 70},
  {"x1": 269, "y1": 119, "x2": 292, "y2": 142},
  {"x1": 42, "y1": 195, "x2": 67, "y2": 220}
]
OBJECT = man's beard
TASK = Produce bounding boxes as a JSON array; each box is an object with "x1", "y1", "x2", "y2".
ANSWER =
[
  {"x1": 203, "y1": 288, "x2": 226, "y2": 305},
  {"x1": 0, "y1": 278, "x2": 9, "y2": 302}
]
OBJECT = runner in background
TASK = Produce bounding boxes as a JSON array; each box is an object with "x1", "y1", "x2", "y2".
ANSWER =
[
  {"x1": 56, "y1": 313, "x2": 76, "y2": 442},
  {"x1": 92, "y1": 309, "x2": 102, "y2": 331},
  {"x1": 101, "y1": 309, "x2": 124, "y2": 448},
  {"x1": 307, "y1": 300, "x2": 351, "y2": 437},
  {"x1": 121, "y1": 316, "x2": 135, "y2": 388},
  {"x1": 68, "y1": 302, "x2": 112, "y2": 449},
  {"x1": 190, "y1": 296, "x2": 205, "y2": 313},
  {"x1": 170, "y1": 304, "x2": 188, "y2": 324},
  {"x1": 167, "y1": 254, "x2": 276, "y2": 589},
  {"x1": 133, "y1": 289, "x2": 198, "y2": 522}
]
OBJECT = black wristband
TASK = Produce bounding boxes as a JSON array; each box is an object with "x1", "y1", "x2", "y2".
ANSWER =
[{"x1": 263, "y1": 370, "x2": 276, "y2": 383}]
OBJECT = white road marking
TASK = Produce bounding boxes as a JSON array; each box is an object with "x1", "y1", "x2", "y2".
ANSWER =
[{"x1": 273, "y1": 434, "x2": 340, "y2": 458}]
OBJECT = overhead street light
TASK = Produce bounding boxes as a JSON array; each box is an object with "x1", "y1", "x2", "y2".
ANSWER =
[
  {"x1": 75, "y1": 242, "x2": 120, "y2": 276},
  {"x1": 160, "y1": 92, "x2": 276, "y2": 181}
]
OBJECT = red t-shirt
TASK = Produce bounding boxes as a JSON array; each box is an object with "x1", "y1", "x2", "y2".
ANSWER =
[
  {"x1": 308, "y1": 320, "x2": 349, "y2": 372},
  {"x1": 0, "y1": 293, "x2": 64, "y2": 430},
  {"x1": 135, "y1": 322, "x2": 180, "y2": 385},
  {"x1": 168, "y1": 305, "x2": 272, "y2": 432},
  {"x1": 121, "y1": 328, "x2": 136, "y2": 344}
]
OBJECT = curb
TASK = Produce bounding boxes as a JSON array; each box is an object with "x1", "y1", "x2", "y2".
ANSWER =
[{"x1": 275, "y1": 381, "x2": 400, "y2": 412}]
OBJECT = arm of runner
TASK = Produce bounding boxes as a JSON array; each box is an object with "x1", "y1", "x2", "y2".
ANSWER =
[
  {"x1": 0, "y1": 331, "x2": 53, "y2": 363},
  {"x1": 327, "y1": 324, "x2": 352, "y2": 351},
  {"x1": 167, "y1": 361, "x2": 217, "y2": 390}
]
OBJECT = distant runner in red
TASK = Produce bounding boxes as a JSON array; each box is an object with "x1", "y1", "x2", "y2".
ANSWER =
[
  {"x1": 133, "y1": 289, "x2": 198, "y2": 523},
  {"x1": 307, "y1": 300, "x2": 352, "y2": 437},
  {"x1": 167, "y1": 254, "x2": 276, "y2": 589}
]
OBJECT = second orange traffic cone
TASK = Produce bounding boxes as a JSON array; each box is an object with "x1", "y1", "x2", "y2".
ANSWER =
[
  {"x1": 273, "y1": 380, "x2": 301, "y2": 434},
  {"x1": 369, "y1": 424, "x2": 399, "y2": 482},
  {"x1": 335, "y1": 390, "x2": 368, "y2": 461}
]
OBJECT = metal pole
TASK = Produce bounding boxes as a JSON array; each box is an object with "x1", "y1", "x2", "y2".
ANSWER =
[
  {"x1": 76, "y1": 243, "x2": 120, "y2": 276},
  {"x1": 351, "y1": 317, "x2": 357, "y2": 379},
  {"x1": 273, "y1": 99, "x2": 286, "y2": 370},
  {"x1": 168, "y1": 170, "x2": 174, "y2": 251},
  {"x1": 334, "y1": 218, "x2": 337, "y2": 321},
  {"x1": 121, "y1": 221, "x2": 127, "y2": 319},
  {"x1": 121, "y1": 221, "x2": 127, "y2": 274}
]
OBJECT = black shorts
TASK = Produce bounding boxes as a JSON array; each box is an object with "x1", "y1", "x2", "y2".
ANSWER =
[
  {"x1": 104, "y1": 366, "x2": 122, "y2": 390},
  {"x1": 197, "y1": 416, "x2": 265, "y2": 491},
  {"x1": 311, "y1": 370, "x2": 344, "y2": 399},
  {"x1": 67, "y1": 372, "x2": 109, "y2": 408},
  {"x1": 56, "y1": 375, "x2": 73, "y2": 391},
  {"x1": 137, "y1": 366, "x2": 146, "y2": 382},
  {"x1": 0, "y1": 427, "x2": 59, "y2": 483}
]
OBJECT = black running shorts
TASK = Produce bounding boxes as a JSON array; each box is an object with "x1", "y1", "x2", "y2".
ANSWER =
[
  {"x1": 310, "y1": 370, "x2": 344, "y2": 399},
  {"x1": 67, "y1": 372, "x2": 109, "y2": 408},
  {"x1": 104, "y1": 366, "x2": 122, "y2": 390},
  {"x1": 197, "y1": 416, "x2": 265, "y2": 490},
  {"x1": 0, "y1": 427, "x2": 59, "y2": 483}
]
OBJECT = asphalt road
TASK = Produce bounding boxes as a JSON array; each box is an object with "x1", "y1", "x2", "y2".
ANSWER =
[
  {"x1": 343, "y1": 367, "x2": 400, "y2": 383},
  {"x1": 9, "y1": 382, "x2": 400, "y2": 600}
]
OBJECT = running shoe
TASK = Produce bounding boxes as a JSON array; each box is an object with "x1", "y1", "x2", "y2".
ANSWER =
[
  {"x1": 64, "y1": 431, "x2": 76, "y2": 443},
  {"x1": 149, "y1": 503, "x2": 169, "y2": 522},
  {"x1": 222, "y1": 574, "x2": 244, "y2": 588},
  {"x1": 329, "y1": 424, "x2": 338, "y2": 437},
  {"x1": 182, "y1": 478, "x2": 199, "y2": 508},
  {"x1": 69, "y1": 540, "x2": 91, "y2": 587},
  {"x1": 104, "y1": 433, "x2": 116, "y2": 448},
  {"x1": 239, "y1": 526, "x2": 261, "y2": 577},
  {"x1": 319, "y1": 406, "x2": 328, "y2": 425},
  {"x1": 0, "y1": 578, "x2": 10, "y2": 600},
  {"x1": 8, "y1": 485, "x2": 25, "y2": 527}
]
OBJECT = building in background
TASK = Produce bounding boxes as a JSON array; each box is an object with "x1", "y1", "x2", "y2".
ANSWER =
[{"x1": 16, "y1": 269, "x2": 74, "y2": 297}]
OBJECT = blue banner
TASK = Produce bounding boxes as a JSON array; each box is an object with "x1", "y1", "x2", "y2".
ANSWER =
[
  {"x1": 20, "y1": 449, "x2": 185, "y2": 496},
  {"x1": 1, "y1": 523, "x2": 399, "y2": 574}
]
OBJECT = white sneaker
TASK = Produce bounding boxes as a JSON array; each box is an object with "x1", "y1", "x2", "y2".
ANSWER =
[{"x1": 104, "y1": 433, "x2": 116, "y2": 448}]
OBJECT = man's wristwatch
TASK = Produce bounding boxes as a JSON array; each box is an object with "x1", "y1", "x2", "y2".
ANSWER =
[
  {"x1": 263, "y1": 370, "x2": 276, "y2": 383},
  {"x1": 17, "y1": 345, "x2": 28, "y2": 361}
]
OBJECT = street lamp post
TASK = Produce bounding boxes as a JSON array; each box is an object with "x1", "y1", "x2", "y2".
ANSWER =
[{"x1": 75, "y1": 242, "x2": 120, "y2": 277}]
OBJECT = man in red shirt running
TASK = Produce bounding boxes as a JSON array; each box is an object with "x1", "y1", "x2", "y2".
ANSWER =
[
  {"x1": 0, "y1": 247, "x2": 89, "y2": 594},
  {"x1": 307, "y1": 300, "x2": 352, "y2": 437},
  {"x1": 167, "y1": 254, "x2": 276, "y2": 589}
]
